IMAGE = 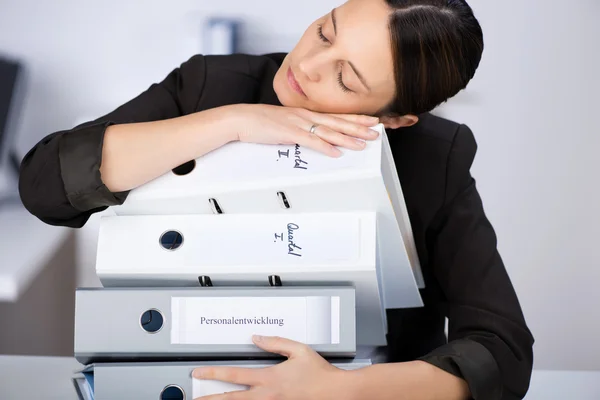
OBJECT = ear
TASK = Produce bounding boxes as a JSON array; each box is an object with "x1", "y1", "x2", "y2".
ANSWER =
[{"x1": 380, "y1": 114, "x2": 419, "y2": 129}]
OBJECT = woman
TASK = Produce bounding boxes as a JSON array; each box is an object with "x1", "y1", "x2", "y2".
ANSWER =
[{"x1": 18, "y1": 0, "x2": 534, "y2": 399}]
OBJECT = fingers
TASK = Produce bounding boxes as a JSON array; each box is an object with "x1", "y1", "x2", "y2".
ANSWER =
[
  {"x1": 193, "y1": 366, "x2": 262, "y2": 386},
  {"x1": 193, "y1": 389, "x2": 253, "y2": 400},
  {"x1": 252, "y1": 335, "x2": 312, "y2": 358},
  {"x1": 309, "y1": 113, "x2": 380, "y2": 141},
  {"x1": 311, "y1": 124, "x2": 367, "y2": 151},
  {"x1": 291, "y1": 127, "x2": 343, "y2": 158},
  {"x1": 292, "y1": 107, "x2": 379, "y2": 141},
  {"x1": 327, "y1": 113, "x2": 379, "y2": 127},
  {"x1": 295, "y1": 107, "x2": 378, "y2": 127}
]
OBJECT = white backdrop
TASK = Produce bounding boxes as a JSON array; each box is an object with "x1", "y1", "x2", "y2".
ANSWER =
[{"x1": 0, "y1": 0, "x2": 598, "y2": 371}]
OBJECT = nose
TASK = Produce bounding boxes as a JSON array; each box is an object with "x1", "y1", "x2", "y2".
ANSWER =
[{"x1": 297, "y1": 51, "x2": 328, "y2": 83}]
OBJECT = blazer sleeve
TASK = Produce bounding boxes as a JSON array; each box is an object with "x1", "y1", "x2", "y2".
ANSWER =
[
  {"x1": 418, "y1": 124, "x2": 535, "y2": 400},
  {"x1": 18, "y1": 54, "x2": 207, "y2": 228}
]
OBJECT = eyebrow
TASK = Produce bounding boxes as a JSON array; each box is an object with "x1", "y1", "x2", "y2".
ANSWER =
[
  {"x1": 332, "y1": 8, "x2": 338, "y2": 35},
  {"x1": 331, "y1": 8, "x2": 371, "y2": 92}
]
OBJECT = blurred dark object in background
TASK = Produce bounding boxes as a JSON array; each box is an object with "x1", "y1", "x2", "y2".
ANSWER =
[
  {"x1": 0, "y1": 54, "x2": 25, "y2": 206},
  {"x1": 203, "y1": 17, "x2": 241, "y2": 55}
]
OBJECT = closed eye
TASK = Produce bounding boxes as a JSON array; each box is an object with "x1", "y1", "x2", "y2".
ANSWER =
[
  {"x1": 317, "y1": 24, "x2": 353, "y2": 93},
  {"x1": 317, "y1": 24, "x2": 329, "y2": 43},
  {"x1": 338, "y1": 71, "x2": 351, "y2": 93}
]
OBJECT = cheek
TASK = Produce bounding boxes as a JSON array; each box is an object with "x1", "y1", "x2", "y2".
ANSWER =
[{"x1": 290, "y1": 29, "x2": 317, "y2": 60}]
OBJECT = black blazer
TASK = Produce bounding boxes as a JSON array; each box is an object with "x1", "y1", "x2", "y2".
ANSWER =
[{"x1": 18, "y1": 53, "x2": 534, "y2": 400}]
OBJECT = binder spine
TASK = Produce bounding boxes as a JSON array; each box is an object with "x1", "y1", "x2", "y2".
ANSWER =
[{"x1": 74, "y1": 287, "x2": 356, "y2": 364}]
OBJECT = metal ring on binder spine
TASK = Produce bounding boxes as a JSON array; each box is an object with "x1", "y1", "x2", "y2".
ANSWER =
[
  {"x1": 268, "y1": 275, "x2": 282, "y2": 286},
  {"x1": 208, "y1": 198, "x2": 223, "y2": 214},
  {"x1": 277, "y1": 191, "x2": 291, "y2": 209},
  {"x1": 159, "y1": 384, "x2": 185, "y2": 400},
  {"x1": 139, "y1": 309, "x2": 165, "y2": 334},
  {"x1": 159, "y1": 230, "x2": 184, "y2": 251},
  {"x1": 198, "y1": 276, "x2": 213, "y2": 287}
]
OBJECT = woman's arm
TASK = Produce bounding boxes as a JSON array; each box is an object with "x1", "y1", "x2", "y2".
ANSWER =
[
  {"x1": 189, "y1": 336, "x2": 470, "y2": 400},
  {"x1": 347, "y1": 360, "x2": 470, "y2": 400},
  {"x1": 340, "y1": 125, "x2": 532, "y2": 400},
  {"x1": 19, "y1": 55, "x2": 209, "y2": 228},
  {"x1": 98, "y1": 107, "x2": 236, "y2": 193},
  {"x1": 99, "y1": 102, "x2": 378, "y2": 193},
  {"x1": 19, "y1": 54, "x2": 377, "y2": 228},
  {"x1": 412, "y1": 124, "x2": 534, "y2": 399}
]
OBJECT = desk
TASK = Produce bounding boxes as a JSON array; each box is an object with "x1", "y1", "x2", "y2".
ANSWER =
[
  {"x1": 0, "y1": 355, "x2": 598, "y2": 400},
  {"x1": 0, "y1": 203, "x2": 76, "y2": 357},
  {"x1": 525, "y1": 370, "x2": 600, "y2": 399},
  {"x1": 0, "y1": 202, "x2": 70, "y2": 301},
  {"x1": 0, "y1": 355, "x2": 82, "y2": 399}
]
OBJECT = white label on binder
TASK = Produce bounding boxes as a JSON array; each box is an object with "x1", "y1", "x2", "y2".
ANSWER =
[
  {"x1": 265, "y1": 218, "x2": 359, "y2": 262},
  {"x1": 171, "y1": 296, "x2": 340, "y2": 345}
]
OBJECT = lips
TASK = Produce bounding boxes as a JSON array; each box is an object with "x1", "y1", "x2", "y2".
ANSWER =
[{"x1": 287, "y1": 67, "x2": 306, "y2": 97}]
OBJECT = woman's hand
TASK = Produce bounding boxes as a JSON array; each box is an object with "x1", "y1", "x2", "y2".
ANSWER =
[
  {"x1": 224, "y1": 104, "x2": 380, "y2": 157},
  {"x1": 192, "y1": 335, "x2": 356, "y2": 400}
]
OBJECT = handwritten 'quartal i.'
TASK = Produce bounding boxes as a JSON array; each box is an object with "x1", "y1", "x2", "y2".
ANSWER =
[
  {"x1": 276, "y1": 145, "x2": 308, "y2": 170},
  {"x1": 293, "y1": 144, "x2": 308, "y2": 169},
  {"x1": 287, "y1": 223, "x2": 302, "y2": 257}
]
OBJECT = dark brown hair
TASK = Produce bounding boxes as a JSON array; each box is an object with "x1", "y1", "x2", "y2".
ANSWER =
[{"x1": 382, "y1": 0, "x2": 483, "y2": 116}]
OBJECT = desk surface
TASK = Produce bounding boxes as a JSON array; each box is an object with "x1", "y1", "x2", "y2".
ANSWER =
[
  {"x1": 0, "y1": 355, "x2": 82, "y2": 399},
  {"x1": 0, "y1": 355, "x2": 599, "y2": 400},
  {"x1": 526, "y1": 369, "x2": 600, "y2": 399},
  {"x1": 0, "y1": 202, "x2": 69, "y2": 301}
]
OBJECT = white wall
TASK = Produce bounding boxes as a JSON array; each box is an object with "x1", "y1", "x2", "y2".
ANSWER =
[
  {"x1": 1, "y1": 0, "x2": 598, "y2": 371},
  {"x1": 435, "y1": 0, "x2": 600, "y2": 371},
  {"x1": 0, "y1": 0, "x2": 335, "y2": 159}
]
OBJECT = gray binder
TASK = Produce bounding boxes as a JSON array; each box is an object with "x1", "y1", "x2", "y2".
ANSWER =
[
  {"x1": 72, "y1": 359, "x2": 373, "y2": 400},
  {"x1": 75, "y1": 287, "x2": 356, "y2": 364}
]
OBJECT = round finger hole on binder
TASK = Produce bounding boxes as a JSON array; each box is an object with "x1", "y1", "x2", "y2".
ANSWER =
[
  {"x1": 160, "y1": 385, "x2": 185, "y2": 400},
  {"x1": 172, "y1": 159, "x2": 196, "y2": 176},
  {"x1": 140, "y1": 309, "x2": 164, "y2": 333},
  {"x1": 160, "y1": 230, "x2": 184, "y2": 250}
]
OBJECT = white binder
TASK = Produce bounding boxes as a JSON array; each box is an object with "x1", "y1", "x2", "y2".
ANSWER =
[
  {"x1": 73, "y1": 359, "x2": 372, "y2": 400},
  {"x1": 95, "y1": 212, "x2": 389, "y2": 345},
  {"x1": 112, "y1": 123, "x2": 424, "y2": 309}
]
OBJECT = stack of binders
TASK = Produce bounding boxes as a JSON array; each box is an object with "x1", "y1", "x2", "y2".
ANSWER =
[{"x1": 72, "y1": 123, "x2": 424, "y2": 400}]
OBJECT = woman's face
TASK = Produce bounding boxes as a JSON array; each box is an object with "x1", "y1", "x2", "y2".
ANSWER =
[{"x1": 273, "y1": 0, "x2": 395, "y2": 116}]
